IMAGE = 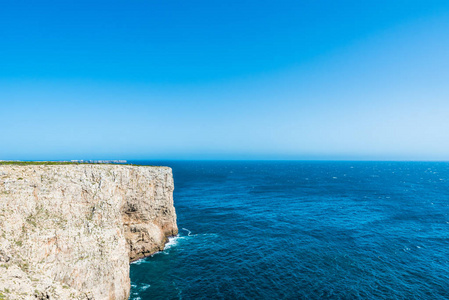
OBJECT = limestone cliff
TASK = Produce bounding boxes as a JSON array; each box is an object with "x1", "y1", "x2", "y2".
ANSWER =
[{"x1": 0, "y1": 164, "x2": 178, "y2": 300}]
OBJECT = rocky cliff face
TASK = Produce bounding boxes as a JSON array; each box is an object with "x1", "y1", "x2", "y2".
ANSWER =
[{"x1": 0, "y1": 164, "x2": 177, "y2": 300}]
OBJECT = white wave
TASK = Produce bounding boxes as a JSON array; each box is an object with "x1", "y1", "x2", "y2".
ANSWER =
[
  {"x1": 181, "y1": 228, "x2": 218, "y2": 239},
  {"x1": 140, "y1": 283, "x2": 151, "y2": 291},
  {"x1": 135, "y1": 228, "x2": 219, "y2": 258},
  {"x1": 164, "y1": 235, "x2": 181, "y2": 250},
  {"x1": 182, "y1": 228, "x2": 192, "y2": 236},
  {"x1": 131, "y1": 258, "x2": 145, "y2": 265},
  {"x1": 200, "y1": 233, "x2": 219, "y2": 238}
]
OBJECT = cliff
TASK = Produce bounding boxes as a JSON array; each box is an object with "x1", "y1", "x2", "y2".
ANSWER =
[{"x1": 0, "y1": 164, "x2": 178, "y2": 300}]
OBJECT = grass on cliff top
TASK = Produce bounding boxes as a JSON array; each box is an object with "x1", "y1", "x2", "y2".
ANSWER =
[
  {"x1": 1, "y1": 161, "x2": 88, "y2": 165},
  {"x1": 0, "y1": 161, "x2": 118, "y2": 166},
  {"x1": 0, "y1": 161, "x2": 164, "y2": 167}
]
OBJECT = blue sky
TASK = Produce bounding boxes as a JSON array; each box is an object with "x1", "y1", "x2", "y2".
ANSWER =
[{"x1": 1, "y1": 0, "x2": 449, "y2": 160}]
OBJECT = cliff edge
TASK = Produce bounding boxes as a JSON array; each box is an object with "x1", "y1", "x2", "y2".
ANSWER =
[{"x1": 0, "y1": 164, "x2": 178, "y2": 299}]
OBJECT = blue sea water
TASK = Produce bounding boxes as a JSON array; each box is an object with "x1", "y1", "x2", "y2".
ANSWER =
[{"x1": 129, "y1": 161, "x2": 449, "y2": 299}]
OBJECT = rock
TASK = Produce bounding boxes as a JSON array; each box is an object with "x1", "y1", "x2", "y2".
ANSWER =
[{"x1": 0, "y1": 164, "x2": 178, "y2": 299}]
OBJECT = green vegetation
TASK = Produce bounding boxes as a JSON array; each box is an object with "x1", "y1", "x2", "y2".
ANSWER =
[
  {"x1": 25, "y1": 216, "x2": 37, "y2": 227},
  {"x1": 0, "y1": 161, "x2": 110, "y2": 166},
  {"x1": 19, "y1": 262, "x2": 29, "y2": 272},
  {"x1": 0, "y1": 161, "x2": 162, "y2": 167},
  {"x1": 25, "y1": 205, "x2": 67, "y2": 230}
]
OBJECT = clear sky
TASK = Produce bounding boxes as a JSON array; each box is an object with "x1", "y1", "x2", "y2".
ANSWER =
[{"x1": 1, "y1": 0, "x2": 449, "y2": 160}]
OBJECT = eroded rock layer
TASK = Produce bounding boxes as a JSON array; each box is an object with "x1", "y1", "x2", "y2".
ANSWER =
[{"x1": 0, "y1": 164, "x2": 177, "y2": 299}]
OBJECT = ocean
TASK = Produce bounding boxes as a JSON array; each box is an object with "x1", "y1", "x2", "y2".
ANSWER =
[{"x1": 128, "y1": 161, "x2": 449, "y2": 299}]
